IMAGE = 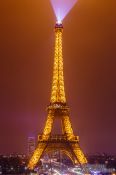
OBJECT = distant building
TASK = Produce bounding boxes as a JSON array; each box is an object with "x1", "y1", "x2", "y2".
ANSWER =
[{"x1": 28, "y1": 136, "x2": 35, "y2": 157}]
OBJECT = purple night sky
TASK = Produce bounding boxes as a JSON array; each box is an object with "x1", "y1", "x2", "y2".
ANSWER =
[{"x1": 0, "y1": 0, "x2": 116, "y2": 155}]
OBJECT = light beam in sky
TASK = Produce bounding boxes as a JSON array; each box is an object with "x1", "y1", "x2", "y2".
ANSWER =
[{"x1": 50, "y1": 0, "x2": 77, "y2": 23}]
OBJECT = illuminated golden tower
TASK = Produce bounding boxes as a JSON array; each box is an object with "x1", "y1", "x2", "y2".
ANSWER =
[{"x1": 28, "y1": 23, "x2": 87, "y2": 170}]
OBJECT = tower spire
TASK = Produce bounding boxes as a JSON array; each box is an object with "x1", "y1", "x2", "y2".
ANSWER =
[{"x1": 50, "y1": 22, "x2": 66, "y2": 104}]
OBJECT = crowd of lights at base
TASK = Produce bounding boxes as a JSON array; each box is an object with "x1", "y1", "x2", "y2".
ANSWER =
[{"x1": 31, "y1": 157, "x2": 116, "y2": 175}]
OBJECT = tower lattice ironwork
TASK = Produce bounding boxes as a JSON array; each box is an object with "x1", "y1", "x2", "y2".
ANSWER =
[{"x1": 28, "y1": 23, "x2": 87, "y2": 170}]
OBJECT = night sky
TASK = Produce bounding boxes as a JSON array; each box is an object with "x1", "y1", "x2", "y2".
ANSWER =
[{"x1": 0, "y1": 0, "x2": 116, "y2": 155}]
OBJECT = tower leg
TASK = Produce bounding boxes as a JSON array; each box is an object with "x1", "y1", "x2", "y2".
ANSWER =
[
  {"x1": 28, "y1": 143, "x2": 47, "y2": 170},
  {"x1": 62, "y1": 115, "x2": 74, "y2": 139},
  {"x1": 43, "y1": 114, "x2": 54, "y2": 138},
  {"x1": 28, "y1": 114, "x2": 54, "y2": 169},
  {"x1": 71, "y1": 143, "x2": 87, "y2": 164},
  {"x1": 62, "y1": 115, "x2": 87, "y2": 164}
]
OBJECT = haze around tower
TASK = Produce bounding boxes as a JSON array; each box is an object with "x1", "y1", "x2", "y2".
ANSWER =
[{"x1": 50, "y1": 0, "x2": 77, "y2": 23}]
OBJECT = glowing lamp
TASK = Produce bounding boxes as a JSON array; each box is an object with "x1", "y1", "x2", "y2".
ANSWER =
[{"x1": 57, "y1": 20, "x2": 62, "y2": 25}]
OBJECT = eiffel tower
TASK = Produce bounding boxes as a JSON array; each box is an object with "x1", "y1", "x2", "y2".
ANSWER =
[{"x1": 28, "y1": 22, "x2": 87, "y2": 170}]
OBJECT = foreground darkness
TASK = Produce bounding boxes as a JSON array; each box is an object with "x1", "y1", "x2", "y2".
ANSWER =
[
  {"x1": 0, "y1": 0, "x2": 116, "y2": 154},
  {"x1": 0, "y1": 154, "x2": 116, "y2": 174}
]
